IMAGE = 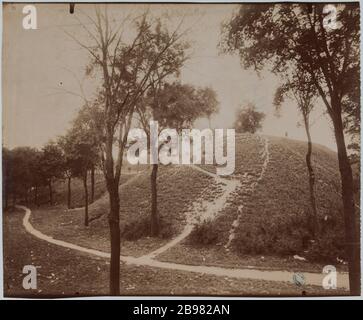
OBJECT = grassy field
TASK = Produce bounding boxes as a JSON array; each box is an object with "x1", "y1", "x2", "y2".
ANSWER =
[{"x1": 4, "y1": 209, "x2": 348, "y2": 297}]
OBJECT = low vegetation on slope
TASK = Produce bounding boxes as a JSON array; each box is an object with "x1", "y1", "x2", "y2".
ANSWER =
[
  {"x1": 92, "y1": 165, "x2": 216, "y2": 239},
  {"x1": 31, "y1": 133, "x2": 346, "y2": 265},
  {"x1": 31, "y1": 165, "x2": 216, "y2": 256},
  {"x1": 185, "y1": 134, "x2": 345, "y2": 264}
]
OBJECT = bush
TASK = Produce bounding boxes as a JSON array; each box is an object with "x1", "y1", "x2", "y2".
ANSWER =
[
  {"x1": 121, "y1": 217, "x2": 150, "y2": 240},
  {"x1": 232, "y1": 205, "x2": 347, "y2": 263},
  {"x1": 187, "y1": 220, "x2": 220, "y2": 246},
  {"x1": 233, "y1": 213, "x2": 311, "y2": 256},
  {"x1": 306, "y1": 206, "x2": 346, "y2": 262},
  {"x1": 121, "y1": 216, "x2": 177, "y2": 241},
  {"x1": 159, "y1": 219, "x2": 176, "y2": 239}
]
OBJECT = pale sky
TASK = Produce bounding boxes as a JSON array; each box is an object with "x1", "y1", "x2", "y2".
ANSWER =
[{"x1": 2, "y1": 3, "x2": 337, "y2": 150}]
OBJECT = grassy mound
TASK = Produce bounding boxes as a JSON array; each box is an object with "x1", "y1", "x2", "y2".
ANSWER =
[
  {"x1": 89, "y1": 165, "x2": 216, "y2": 238},
  {"x1": 31, "y1": 165, "x2": 216, "y2": 256},
  {"x1": 186, "y1": 134, "x2": 346, "y2": 264},
  {"x1": 31, "y1": 133, "x2": 347, "y2": 265}
]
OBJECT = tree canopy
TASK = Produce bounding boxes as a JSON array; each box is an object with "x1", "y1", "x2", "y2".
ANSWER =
[{"x1": 234, "y1": 103, "x2": 265, "y2": 134}]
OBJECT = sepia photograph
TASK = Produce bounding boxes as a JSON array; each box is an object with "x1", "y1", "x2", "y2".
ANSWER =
[{"x1": 1, "y1": 1, "x2": 361, "y2": 298}]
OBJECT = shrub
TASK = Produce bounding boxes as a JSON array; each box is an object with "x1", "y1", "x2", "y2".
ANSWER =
[
  {"x1": 121, "y1": 217, "x2": 150, "y2": 241},
  {"x1": 121, "y1": 216, "x2": 177, "y2": 241},
  {"x1": 306, "y1": 206, "x2": 346, "y2": 262},
  {"x1": 233, "y1": 205, "x2": 347, "y2": 263},
  {"x1": 187, "y1": 220, "x2": 220, "y2": 246},
  {"x1": 233, "y1": 214, "x2": 311, "y2": 256},
  {"x1": 159, "y1": 219, "x2": 176, "y2": 239}
]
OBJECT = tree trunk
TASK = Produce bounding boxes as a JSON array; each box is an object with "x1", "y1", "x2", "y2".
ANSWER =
[
  {"x1": 25, "y1": 190, "x2": 28, "y2": 205},
  {"x1": 108, "y1": 181, "x2": 120, "y2": 295},
  {"x1": 150, "y1": 163, "x2": 160, "y2": 237},
  {"x1": 34, "y1": 185, "x2": 38, "y2": 207},
  {"x1": 83, "y1": 171, "x2": 89, "y2": 227},
  {"x1": 303, "y1": 117, "x2": 318, "y2": 237},
  {"x1": 332, "y1": 109, "x2": 360, "y2": 296},
  {"x1": 5, "y1": 189, "x2": 9, "y2": 210},
  {"x1": 12, "y1": 192, "x2": 16, "y2": 208},
  {"x1": 67, "y1": 177, "x2": 72, "y2": 209},
  {"x1": 48, "y1": 180, "x2": 53, "y2": 206},
  {"x1": 91, "y1": 165, "x2": 95, "y2": 203}
]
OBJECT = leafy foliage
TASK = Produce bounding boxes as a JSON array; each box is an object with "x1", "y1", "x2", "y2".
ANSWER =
[
  {"x1": 39, "y1": 142, "x2": 65, "y2": 190},
  {"x1": 188, "y1": 220, "x2": 220, "y2": 246},
  {"x1": 121, "y1": 217, "x2": 176, "y2": 240},
  {"x1": 234, "y1": 103, "x2": 265, "y2": 134}
]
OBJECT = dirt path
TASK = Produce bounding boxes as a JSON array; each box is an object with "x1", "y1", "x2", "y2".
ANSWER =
[
  {"x1": 17, "y1": 137, "x2": 350, "y2": 290},
  {"x1": 8, "y1": 208, "x2": 342, "y2": 296},
  {"x1": 142, "y1": 165, "x2": 240, "y2": 258},
  {"x1": 226, "y1": 135, "x2": 270, "y2": 247},
  {"x1": 19, "y1": 204, "x2": 349, "y2": 289}
]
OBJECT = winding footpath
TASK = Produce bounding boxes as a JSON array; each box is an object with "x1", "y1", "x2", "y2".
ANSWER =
[
  {"x1": 17, "y1": 135, "x2": 350, "y2": 290},
  {"x1": 20, "y1": 205, "x2": 349, "y2": 289}
]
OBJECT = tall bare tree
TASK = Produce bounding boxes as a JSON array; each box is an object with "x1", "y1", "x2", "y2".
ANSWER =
[
  {"x1": 67, "y1": 7, "x2": 189, "y2": 295},
  {"x1": 274, "y1": 70, "x2": 319, "y2": 237}
]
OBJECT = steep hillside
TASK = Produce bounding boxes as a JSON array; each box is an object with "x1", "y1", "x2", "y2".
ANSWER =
[
  {"x1": 89, "y1": 165, "x2": 219, "y2": 237},
  {"x1": 31, "y1": 133, "x2": 345, "y2": 266},
  {"x1": 229, "y1": 135, "x2": 342, "y2": 256},
  {"x1": 162, "y1": 134, "x2": 345, "y2": 265},
  {"x1": 31, "y1": 165, "x2": 219, "y2": 256}
]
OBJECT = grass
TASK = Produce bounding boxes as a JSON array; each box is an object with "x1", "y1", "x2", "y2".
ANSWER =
[
  {"x1": 3, "y1": 209, "x2": 348, "y2": 297},
  {"x1": 34, "y1": 172, "x2": 106, "y2": 208},
  {"x1": 10, "y1": 133, "x2": 351, "y2": 295},
  {"x1": 33, "y1": 162, "x2": 146, "y2": 208},
  {"x1": 30, "y1": 134, "x2": 347, "y2": 266},
  {"x1": 157, "y1": 243, "x2": 348, "y2": 273},
  {"x1": 183, "y1": 134, "x2": 346, "y2": 265},
  {"x1": 30, "y1": 165, "x2": 216, "y2": 256}
]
